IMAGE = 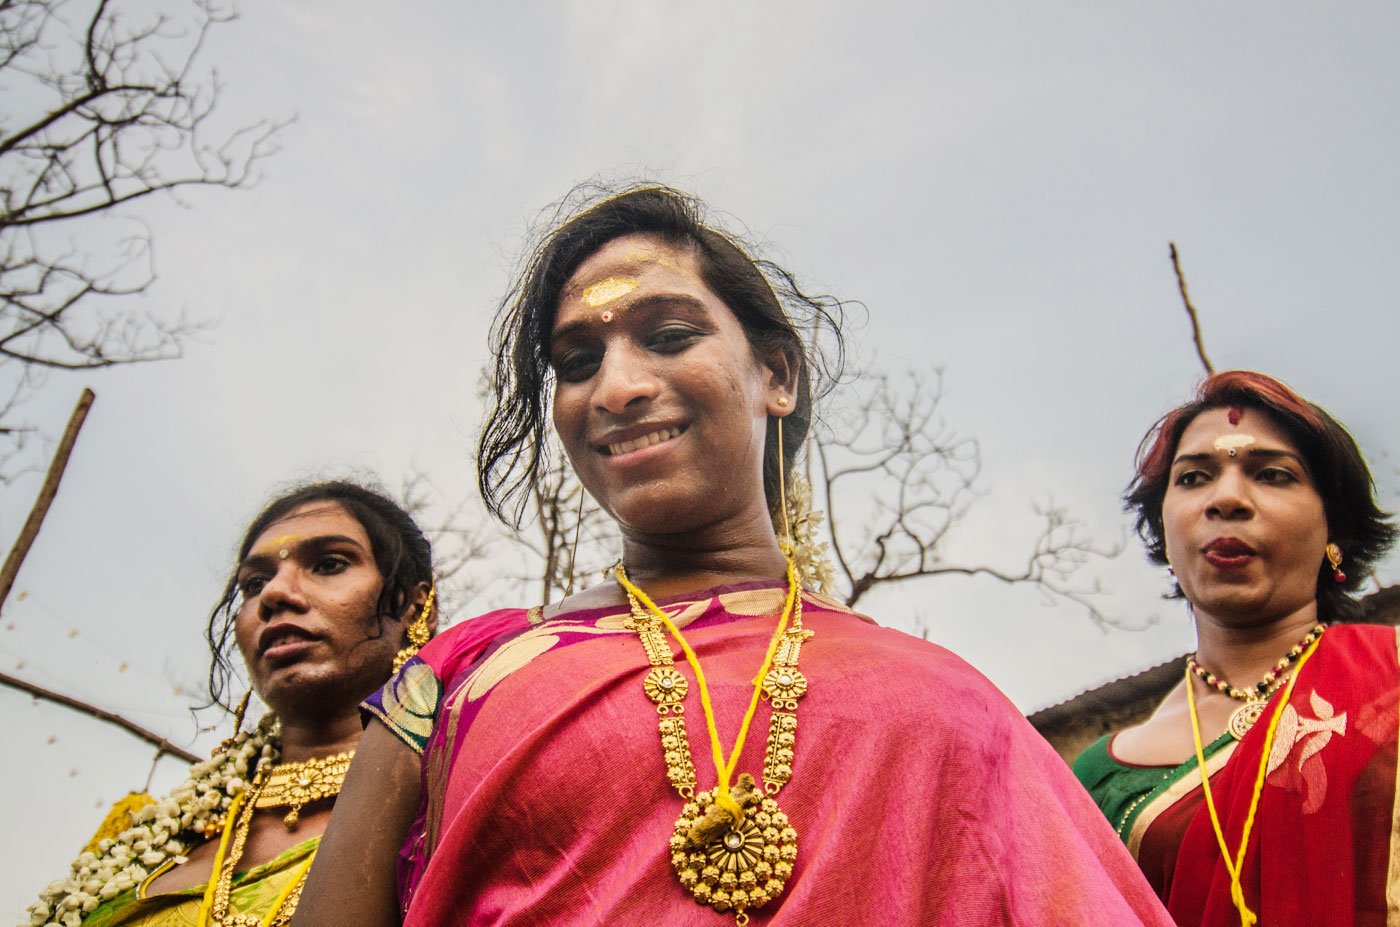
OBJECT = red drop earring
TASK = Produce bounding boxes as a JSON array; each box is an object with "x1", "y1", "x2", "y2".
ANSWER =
[{"x1": 1325, "y1": 543, "x2": 1346, "y2": 584}]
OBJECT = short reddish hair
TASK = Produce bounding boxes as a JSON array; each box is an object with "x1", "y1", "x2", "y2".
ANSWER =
[{"x1": 1125, "y1": 370, "x2": 1395, "y2": 620}]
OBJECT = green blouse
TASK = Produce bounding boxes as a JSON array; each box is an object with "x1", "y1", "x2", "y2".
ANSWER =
[{"x1": 1073, "y1": 731, "x2": 1233, "y2": 843}]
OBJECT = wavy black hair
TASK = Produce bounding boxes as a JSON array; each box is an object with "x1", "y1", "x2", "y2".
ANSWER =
[
  {"x1": 478, "y1": 182, "x2": 848, "y2": 527},
  {"x1": 1126, "y1": 370, "x2": 1397, "y2": 621},
  {"x1": 205, "y1": 480, "x2": 434, "y2": 709}
]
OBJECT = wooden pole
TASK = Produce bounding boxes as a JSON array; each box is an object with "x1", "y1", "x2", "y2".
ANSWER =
[{"x1": 0, "y1": 387, "x2": 96, "y2": 612}]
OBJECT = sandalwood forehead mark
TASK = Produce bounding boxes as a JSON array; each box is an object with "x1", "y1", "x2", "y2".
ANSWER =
[
  {"x1": 624, "y1": 247, "x2": 680, "y2": 268},
  {"x1": 249, "y1": 533, "x2": 300, "y2": 561},
  {"x1": 581, "y1": 276, "x2": 638, "y2": 308},
  {"x1": 1214, "y1": 433, "x2": 1256, "y2": 457}
]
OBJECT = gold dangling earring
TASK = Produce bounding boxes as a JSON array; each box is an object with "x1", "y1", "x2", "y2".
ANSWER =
[
  {"x1": 564, "y1": 485, "x2": 586, "y2": 597},
  {"x1": 218, "y1": 689, "x2": 253, "y2": 753},
  {"x1": 775, "y1": 398, "x2": 792, "y2": 551},
  {"x1": 393, "y1": 586, "x2": 436, "y2": 672},
  {"x1": 1325, "y1": 543, "x2": 1346, "y2": 584}
]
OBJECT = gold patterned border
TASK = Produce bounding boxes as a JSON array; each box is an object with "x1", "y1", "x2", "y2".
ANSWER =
[
  {"x1": 1387, "y1": 627, "x2": 1400, "y2": 925},
  {"x1": 1127, "y1": 740, "x2": 1237, "y2": 859}
]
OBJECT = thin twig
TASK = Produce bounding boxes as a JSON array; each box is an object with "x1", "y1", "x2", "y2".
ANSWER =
[
  {"x1": 0, "y1": 388, "x2": 95, "y2": 612},
  {"x1": 0, "y1": 670, "x2": 199, "y2": 763},
  {"x1": 1169, "y1": 242, "x2": 1215, "y2": 375}
]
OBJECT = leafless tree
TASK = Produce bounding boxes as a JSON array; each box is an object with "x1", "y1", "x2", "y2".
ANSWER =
[
  {"x1": 511, "y1": 449, "x2": 619, "y2": 604},
  {"x1": 399, "y1": 459, "x2": 618, "y2": 613},
  {"x1": 813, "y1": 367, "x2": 1122, "y2": 623},
  {"x1": 398, "y1": 470, "x2": 498, "y2": 612},
  {"x1": 0, "y1": 0, "x2": 284, "y2": 478}
]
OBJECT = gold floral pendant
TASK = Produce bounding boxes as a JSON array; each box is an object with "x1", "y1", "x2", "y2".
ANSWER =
[
  {"x1": 1228, "y1": 700, "x2": 1268, "y2": 740},
  {"x1": 670, "y1": 787, "x2": 797, "y2": 922}
]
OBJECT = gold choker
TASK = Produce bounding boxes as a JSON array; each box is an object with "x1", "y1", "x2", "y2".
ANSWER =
[{"x1": 253, "y1": 750, "x2": 354, "y2": 830}]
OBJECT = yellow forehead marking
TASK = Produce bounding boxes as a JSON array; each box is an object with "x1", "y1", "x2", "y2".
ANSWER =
[
  {"x1": 625, "y1": 248, "x2": 679, "y2": 268},
  {"x1": 251, "y1": 534, "x2": 300, "y2": 561},
  {"x1": 582, "y1": 276, "x2": 638, "y2": 308},
  {"x1": 1214, "y1": 433, "x2": 1256, "y2": 456}
]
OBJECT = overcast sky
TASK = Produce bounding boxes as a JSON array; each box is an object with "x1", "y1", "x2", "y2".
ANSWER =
[{"x1": 4, "y1": 0, "x2": 1399, "y2": 916}]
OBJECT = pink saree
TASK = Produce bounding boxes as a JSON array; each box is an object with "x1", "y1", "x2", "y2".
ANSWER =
[{"x1": 366, "y1": 582, "x2": 1172, "y2": 925}]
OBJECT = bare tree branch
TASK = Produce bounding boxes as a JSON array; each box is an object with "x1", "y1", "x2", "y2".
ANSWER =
[
  {"x1": 1169, "y1": 242, "x2": 1214, "y2": 376},
  {"x1": 0, "y1": 386, "x2": 92, "y2": 611},
  {"x1": 1, "y1": 668, "x2": 199, "y2": 762},
  {"x1": 813, "y1": 366, "x2": 1125, "y2": 625},
  {"x1": 398, "y1": 469, "x2": 498, "y2": 614},
  {"x1": 0, "y1": 0, "x2": 286, "y2": 471},
  {"x1": 508, "y1": 449, "x2": 617, "y2": 603}
]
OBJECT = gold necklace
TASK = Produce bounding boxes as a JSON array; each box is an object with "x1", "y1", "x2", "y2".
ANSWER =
[
  {"x1": 253, "y1": 750, "x2": 354, "y2": 829},
  {"x1": 199, "y1": 769, "x2": 311, "y2": 927},
  {"x1": 1187, "y1": 624, "x2": 1326, "y2": 740},
  {"x1": 616, "y1": 558, "x2": 812, "y2": 927}
]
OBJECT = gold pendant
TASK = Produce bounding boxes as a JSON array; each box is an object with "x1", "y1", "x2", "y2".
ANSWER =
[
  {"x1": 1228, "y1": 700, "x2": 1268, "y2": 740},
  {"x1": 671, "y1": 788, "x2": 797, "y2": 921}
]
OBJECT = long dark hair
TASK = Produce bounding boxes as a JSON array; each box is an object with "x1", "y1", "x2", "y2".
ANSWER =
[
  {"x1": 1126, "y1": 370, "x2": 1396, "y2": 621},
  {"x1": 205, "y1": 480, "x2": 434, "y2": 709},
  {"x1": 478, "y1": 182, "x2": 847, "y2": 527}
]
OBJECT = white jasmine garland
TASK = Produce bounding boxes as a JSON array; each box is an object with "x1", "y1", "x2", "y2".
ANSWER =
[
  {"x1": 23, "y1": 716, "x2": 281, "y2": 927},
  {"x1": 779, "y1": 474, "x2": 837, "y2": 596}
]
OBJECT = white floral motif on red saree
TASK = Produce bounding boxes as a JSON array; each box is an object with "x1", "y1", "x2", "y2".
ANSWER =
[{"x1": 1265, "y1": 689, "x2": 1348, "y2": 814}]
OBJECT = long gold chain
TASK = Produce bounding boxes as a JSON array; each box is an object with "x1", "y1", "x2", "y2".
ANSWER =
[
  {"x1": 198, "y1": 766, "x2": 316, "y2": 927},
  {"x1": 616, "y1": 557, "x2": 812, "y2": 926}
]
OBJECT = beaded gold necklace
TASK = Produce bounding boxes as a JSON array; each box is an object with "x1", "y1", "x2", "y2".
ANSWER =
[
  {"x1": 615, "y1": 557, "x2": 812, "y2": 927},
  {"x1": 1187, "y1": 624, "x2": 1325, "y2": 740}
]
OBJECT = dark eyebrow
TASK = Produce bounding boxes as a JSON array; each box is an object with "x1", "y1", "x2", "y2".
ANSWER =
[
  {"x1": 550, "y1": 292, "x2": 711, "y2": 347},
  {"x1": 239, "y1": 534, "x2": 369, "y2": 573},
  {"x1": 1170, "y1": 448, "x2": 1308, "y2": 468}
]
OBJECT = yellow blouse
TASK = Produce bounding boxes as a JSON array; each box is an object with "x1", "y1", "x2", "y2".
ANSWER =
[{"x1": 80, "y1": 838, "x2": 317, "y2": 927}]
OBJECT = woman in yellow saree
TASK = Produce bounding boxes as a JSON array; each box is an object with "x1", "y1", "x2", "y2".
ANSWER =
[{"x1": 26, "y1": 481, "x2": 437, "y2": 927}]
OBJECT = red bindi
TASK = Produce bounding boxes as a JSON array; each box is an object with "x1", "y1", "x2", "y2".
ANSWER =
[{"x1": 1227, "y1": 406, "x2": 1243, "y2": 426}]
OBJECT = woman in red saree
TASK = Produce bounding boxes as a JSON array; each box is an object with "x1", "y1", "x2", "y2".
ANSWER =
[
  {"x1": 296, "y1": 184, "x2": 1173, "y2": 926},
  {"x1": 1075, "y1": 371, "x2": 1399, "y2": 925}
]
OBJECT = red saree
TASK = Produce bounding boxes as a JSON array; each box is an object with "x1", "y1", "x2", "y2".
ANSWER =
[
  {"x1": 1108, "y1": 624, "x2": 1400, "y2": 925},
  {"x1": 367, "y1": 582, "x2": 1173, "y2": 926}
]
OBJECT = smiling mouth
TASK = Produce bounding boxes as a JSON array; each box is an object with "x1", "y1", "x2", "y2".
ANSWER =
[{"x1": 601, "y1": 425, "x2": 686, "y2": 456}]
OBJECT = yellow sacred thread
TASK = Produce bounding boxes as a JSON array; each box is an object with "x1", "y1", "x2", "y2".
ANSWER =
[
  {"x1": 264, "y1": 854, "x2": 314, "y2": 922},
  {"x1": 615, "y1": 555, "x2": 799, "y2": 824},
  {"x1": 1186, "y1": 633, "x2": 1324, "y2": 927}
]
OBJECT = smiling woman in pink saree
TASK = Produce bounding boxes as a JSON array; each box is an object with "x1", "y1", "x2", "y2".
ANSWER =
[
  {"x1": 294, "y1": 184, "x2": 1172, "y2": 927},
  {"x1": 1075, "y1": 371, "x2": 1399, "y2": 926}
]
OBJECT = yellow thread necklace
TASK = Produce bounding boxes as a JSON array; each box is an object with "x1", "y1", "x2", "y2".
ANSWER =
[
  {"x1": 615, "y1": 553, "x2": 812, "y2": 926},
  {"x1": 1185, "y1": 627, "x2": 1325, "y2": 927}
]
